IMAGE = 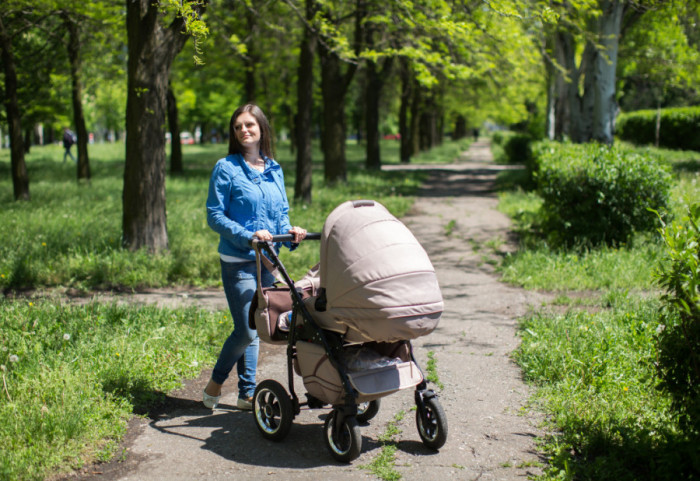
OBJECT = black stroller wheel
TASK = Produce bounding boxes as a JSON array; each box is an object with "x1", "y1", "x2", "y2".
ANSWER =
[
  {"x1": 253, "y1": 380, "x2": 294, "y2": 441},
  {"x1": 416, "y1": 394, "x2": 447, "y2": 449},
  {"x1": 356, "y1": 399, "x2": 380, "y2": 424},
  {"x1": 323, "y1": 409, "x2": 362, "y2": 463}
]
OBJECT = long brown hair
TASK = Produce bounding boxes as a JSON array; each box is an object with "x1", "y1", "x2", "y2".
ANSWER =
[{"x1": 228, "y1": 104, "x2": 274, "y2": 159}]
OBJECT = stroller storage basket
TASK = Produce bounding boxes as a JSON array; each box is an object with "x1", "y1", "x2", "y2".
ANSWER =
[{"x1": 295, "y1": 341, "x2": 423, "y2": 405}]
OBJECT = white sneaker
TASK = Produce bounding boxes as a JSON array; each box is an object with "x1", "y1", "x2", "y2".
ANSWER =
[
  {"x1": 202, "y1": 389, "x2": 221, "y2": 409},
  {"x1": 237, "y1": 397, "x2": 253, "y2": 410}
]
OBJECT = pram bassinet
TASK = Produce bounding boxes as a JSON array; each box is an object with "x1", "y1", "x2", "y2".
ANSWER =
[
  {"x1": 306, "y1": 199, "x2": 443, "y2": 343},
  {"x1": 249, "y1": 199, "x2": 448, "y2": 462}
]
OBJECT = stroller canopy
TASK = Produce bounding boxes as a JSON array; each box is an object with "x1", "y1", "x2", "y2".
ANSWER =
[{"x1": 314, "y1": 200, "x2": 442, "y2": 342}]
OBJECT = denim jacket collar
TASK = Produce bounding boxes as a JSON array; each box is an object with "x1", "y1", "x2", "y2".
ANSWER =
[{"x1": 230, "y1": 153, "x2": 280, "y2": 183}]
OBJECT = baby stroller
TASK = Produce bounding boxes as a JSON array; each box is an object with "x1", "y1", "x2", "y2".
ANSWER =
[{"x1": 249, "y1": 200, "x2": 447, "y2": 462}]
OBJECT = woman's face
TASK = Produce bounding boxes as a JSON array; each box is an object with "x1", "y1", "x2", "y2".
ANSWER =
[{"x1": 233, "y1": 112, "x2": 261, "y2": 151}]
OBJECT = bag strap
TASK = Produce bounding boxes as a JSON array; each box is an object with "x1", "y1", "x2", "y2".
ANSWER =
[{"x1": 254, "y1": 243, "x2": 288, "y2": 309}]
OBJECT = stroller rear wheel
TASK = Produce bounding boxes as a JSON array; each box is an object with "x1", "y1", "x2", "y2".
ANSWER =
[
  {"x1": 253, "y1": 380, "x2": 294, "y2": 441},
  {"x1": 356, "y1": 399, "x2": 380, "y2": 424},
  {"x1": 323, "y1": 408, "x2": 362, "y2": 463},
  {"x1": 416, "y1": 392, "x2": 447, "y2": 449}
]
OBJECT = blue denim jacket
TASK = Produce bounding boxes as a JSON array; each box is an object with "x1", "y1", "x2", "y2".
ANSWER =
[{"x1": 206, "y1": 153, "x2": 293, "y2": 260}]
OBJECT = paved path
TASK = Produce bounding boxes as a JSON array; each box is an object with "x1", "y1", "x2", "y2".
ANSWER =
[{"x1": 70, "y1": 140, "x2": 548, "y2": 481}]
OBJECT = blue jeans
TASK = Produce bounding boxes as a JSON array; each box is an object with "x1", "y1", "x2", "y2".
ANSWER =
[{"x1": 211, "y1": 260, "x2": 274, "y2": 399}]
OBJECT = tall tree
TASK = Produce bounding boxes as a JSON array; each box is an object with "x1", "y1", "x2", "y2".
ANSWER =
[
  {"x1": 540, "y1": 0, "x2": 650, "y2": 144},
  {"x1": 61, "y1": 10, "x2": 91, "y2": 181},
  {"x1": 294, "y1": 0, "x2": 317, "y2": 203},
  {"x1": 167, "y1": 84, "x2": 183, "y2": 174},
  {"x1": 317, "y1": 0, "x2": 364, "y2": 184},
  {"x1": 0, "y1": 6, "x2": 29, "y2": 200},
  {"x1": 122, "y1": 0, "x2": 205, "y2": 252}
]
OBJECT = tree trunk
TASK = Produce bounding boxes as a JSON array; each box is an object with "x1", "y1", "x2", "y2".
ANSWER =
[
  {"x1": 63, "y1": 14, "x2": 91, "y2": 182},
  {"x1": 454, "y1": 115, "x2": 467, "y2": 139},
  {"x1": 399, "y1": 58, "x2": 412, "y2": 163},
  {"x1": 558, "y1": 29, "x2": 583, "y2": 142},
  {"x1": 167, "y1": 85, "x2": 183, "y2": 175},
  {"x1": 294, "y1": 0, "x2": 316, "y2": 203},
  {"x1": 409, "y1": 82, "x2": 421, "y2": 156},
  {"x1": 319, "y1": 45, "x2": 356, "y2": 184},
  {"x1": 590, "y1": 0, "x2": 624, "y2": 144},
  {"x1": 364, "y1": 56, "x2": 391, "y2": 171},
  {"x1": 123, "y1": 0, "x2": 195, "y2": 252},
  {"x1": 243, "y1": 5, "x2": 258, "y2": 103},
  {"x1": 0, "y1": 15, "x2": 29, "y2": 201}
]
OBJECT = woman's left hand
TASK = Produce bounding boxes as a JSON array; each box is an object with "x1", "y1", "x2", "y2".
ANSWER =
[{"x1": 288, "y1": 226, "x2": 307, "y2": 243}]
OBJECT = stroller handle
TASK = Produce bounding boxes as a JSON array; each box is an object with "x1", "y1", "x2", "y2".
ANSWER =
[{"x1": 251, "y1": 232, "x2": 321, "y2": 245}]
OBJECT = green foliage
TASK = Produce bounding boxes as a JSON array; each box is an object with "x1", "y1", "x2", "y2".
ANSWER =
[
  {"x1": 515, "y1": 296, "x2": 698, "y2": 481},
  {"x1": 0, "y1": 141, "x2": 426, "y2": 291},
  {"x1": 0, "y1": 300, "x2": 228, "y2": 481},
  {"x1": 503, "y1": 133, "x2": 533, "y2": 165},
  {"x1": 654, "y1": 204, "x2": 700, "y2": 436},
  {"x1": 616, "y1": 107, "x2": 700, "y2": 152},
  {"x1": 534, "y1": 141, "x2": 672, "y2": 246}
]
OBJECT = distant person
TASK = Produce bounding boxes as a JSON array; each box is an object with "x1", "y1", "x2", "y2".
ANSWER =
[
  {"x1": 203, "y1": 103, "x2": 307, "y2": 411},
  {"x1": 473, "y1": 128, "x2": 480, "y2": 141},
  {"x1": 62, "y1": 127, "x2": 76, "y2": 163}
]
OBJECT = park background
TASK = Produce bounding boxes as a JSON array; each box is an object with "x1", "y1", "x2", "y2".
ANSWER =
[{"x1": 1, "y1": 1, "x2": 700, "y2": 480}]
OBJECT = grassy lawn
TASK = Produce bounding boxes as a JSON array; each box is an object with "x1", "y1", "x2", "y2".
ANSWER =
[
  {"x1": 0, "y1": 137, "x2": 470, "y2": 481},
  {"x1": 0, "y1": 139, "x2": 462, "y2": 291},
  {"x1": 496, "y1": 141, "x2": 700, "y2": 480}
]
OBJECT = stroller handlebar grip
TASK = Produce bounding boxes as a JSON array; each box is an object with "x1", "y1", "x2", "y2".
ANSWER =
[{"x1": 251, "y1": 233, "x2": 321, "y2": 245}]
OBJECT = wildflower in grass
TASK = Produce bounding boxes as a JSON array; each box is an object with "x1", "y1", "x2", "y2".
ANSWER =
[
  {"x1": 28, "y1": 302, "x2": 33, "y2": 307},
  {"x1": 63, "y1": 333, "x2": 71, "y2": 341},
  {"x1": 42, "y1": 242, "x2": 46, "y2": 247},
  {"x1": 623, "y1": 386, "x2": 629, "y2": 392},
  {"x1": 9, "y1": 355, "x2": 19, "y2": 363}
]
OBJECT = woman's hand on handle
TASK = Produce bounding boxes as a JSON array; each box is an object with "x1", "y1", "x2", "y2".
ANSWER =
[
  {"x1": 253, "y1": 229, "x2": 273, "y2": 242},
  {"x1": 288, "y1": 226, "x2": 307, "y2": 243}
]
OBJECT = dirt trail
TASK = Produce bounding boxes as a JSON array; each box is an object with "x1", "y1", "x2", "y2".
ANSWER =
[{"x1": 67, "y1": 140, "x2": 550, "y2": 481}]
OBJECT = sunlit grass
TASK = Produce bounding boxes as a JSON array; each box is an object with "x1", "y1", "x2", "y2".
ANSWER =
[
  {"x1": 0, "y1": 300, "x2": 229, "y2": 481},
  {"x1": 0, "y1": 140, "x2": 432, "y2": 290}
]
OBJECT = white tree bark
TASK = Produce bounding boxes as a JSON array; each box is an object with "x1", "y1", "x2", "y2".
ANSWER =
[{"x1": 591, "y1": 0, "x2": 624, "y2": 144}]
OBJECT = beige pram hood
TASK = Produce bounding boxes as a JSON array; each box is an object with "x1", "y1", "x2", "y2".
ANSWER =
[{"x1": 306, "y1": 200, "x2": 442, "y2": 342}]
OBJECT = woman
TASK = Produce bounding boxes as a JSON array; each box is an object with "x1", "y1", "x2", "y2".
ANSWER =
[{"x1": 204, "y1": 104, "x2": 307, "y2": 410}]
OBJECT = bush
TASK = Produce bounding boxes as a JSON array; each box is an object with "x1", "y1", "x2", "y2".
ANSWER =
[
  {"x1": 503, "y1": 133, "x2": 533, "y2": 165},
  {"x1": 617, "y1": 107, "x2": 700, "y2": 152},
  {"x1": 655, "y1": 204, "x2": 700, "y2": 436},
  {"x1": 534, "y1": 141, "x2": 672, "y2": 246}
]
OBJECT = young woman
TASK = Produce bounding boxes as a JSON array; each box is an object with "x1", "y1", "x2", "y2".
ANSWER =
[{"x1": 204, "y1": 104, "x2": 306, "y2": 410}]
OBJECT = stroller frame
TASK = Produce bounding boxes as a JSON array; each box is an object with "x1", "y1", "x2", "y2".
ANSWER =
[{"x1": 251, "y1": 234, "x2": 447, "y2": 462}]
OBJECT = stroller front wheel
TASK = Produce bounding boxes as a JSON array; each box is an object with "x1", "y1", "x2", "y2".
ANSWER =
[
  {"x1": 323, "y1": 408, "x2": 362, "y2": 463},
  {"x1": 416, "y1": 393, "x2": 447, "y2": 450},
  {"x1": 356, "y1": 399, "x2": 380, "y2": 424},
  {"x1": 253, "y1": 380, "x2": 294, "y2": 441}
]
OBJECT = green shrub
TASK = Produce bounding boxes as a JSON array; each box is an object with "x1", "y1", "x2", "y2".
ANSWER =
[
  {"x1": 491, "y1": 130, "x2": 505, "y2": 145},
  {"x1": 617, "y1": 107, "x2": 700, "y2": 152},
  {"x1": 654, "y1": 204, "x2": 700, "y2": 435},
  {"x1": 534, "y1": 141, "x2": 672, "y2": 246},
  {"x1": 503, "y1": 133, "x2": 533, "y2": 165}
]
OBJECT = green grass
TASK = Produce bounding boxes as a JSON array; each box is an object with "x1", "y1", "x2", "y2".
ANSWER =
[
  {"x1": 0, "y1": 299, "x2": 229, "y2": 481},
  {"x1": 498, "y1": 142, "x2": 700, "y2": 480},
  {"x1": 514, "y1": 296, "x2": 697, "y2": 480},
  {"x1": 0, "y1": 140, "x2": 432, "y2": 291},
  {"x1": 496, "y1": 145, "x2": 700, "y2": 292},
  {"x1": 0, "y1": 137, "x2": 471, "y2": 480},
  {"x1": 360, "y1": 410, "x2": 406, "y2": 481}
]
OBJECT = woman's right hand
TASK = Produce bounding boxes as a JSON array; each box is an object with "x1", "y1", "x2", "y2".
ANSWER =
[{"x1": 253, "y1": 229, "x2": 273, "y2": 241}]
